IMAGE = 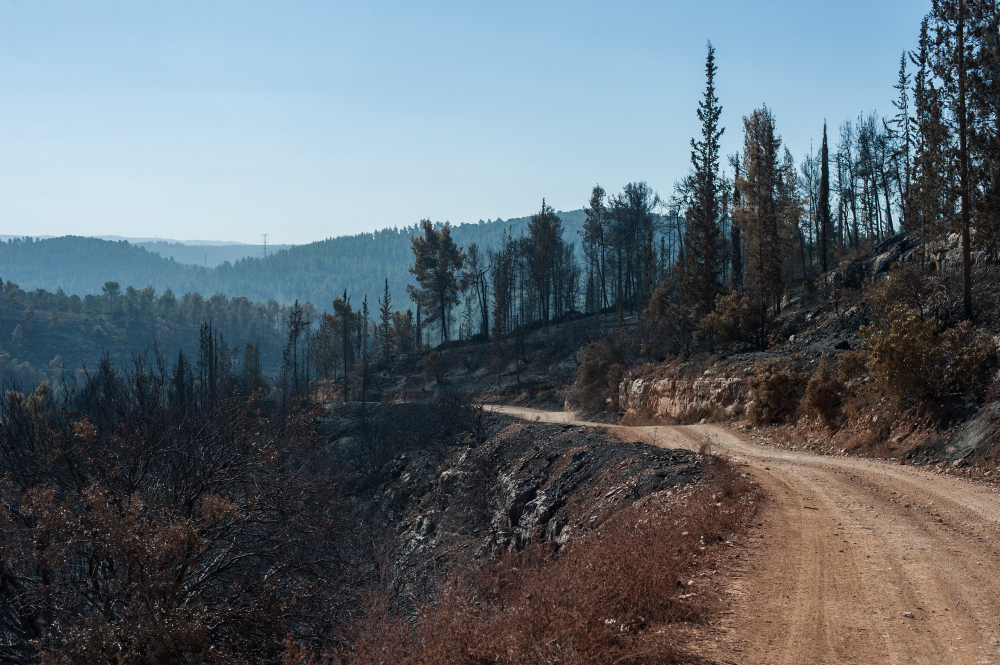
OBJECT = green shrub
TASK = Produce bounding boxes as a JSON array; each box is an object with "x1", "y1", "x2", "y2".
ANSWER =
[{"x1": 747, "y1": 359, "x2": 806, "y2": 425}]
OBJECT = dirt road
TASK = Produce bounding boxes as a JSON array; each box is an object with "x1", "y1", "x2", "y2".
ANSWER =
[{"x1": 491, "y1": 405, "x2": 1000, "y2": 665}]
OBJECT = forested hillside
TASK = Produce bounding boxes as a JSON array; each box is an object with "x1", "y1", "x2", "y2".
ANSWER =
[{"x1": 0, "y1": 210, "x2": 587, "y2": 309}]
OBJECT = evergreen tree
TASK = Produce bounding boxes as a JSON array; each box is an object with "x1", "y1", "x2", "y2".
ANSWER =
[
  {"x1": 681, "y1": 41, "x2": 725, "y2": 313},
  {"x1": 730, "y1": 156, "x2": 743, "y2": 291},
  {"x1": 582, "y1": 185, "x2": 608, "y2": 312},
  {"x1": 378, "y1": 278, "x2": 392, "y2": 367},
  {"x1": 734, "y1": 106, "x2": 783, "y2": 349},
  {"x1": 524, "y1": 199, "x2": 564, "y2": 323},
  {"x1": 819, "y1": 122, "x2": 833, "y2": 273},
  {"x1": 910, "y1": 16, "x2": 954, "y2": 261},
  {"x1": 332, "y1": 291, "x2": 352, "y2": 402},
  {"x1": 171, "y1": 349, "x2": 188, "y2": 409},
  {"x1": 892, "y1": 52, "x2": 913, "y2": 229},
  {"x1": 408, "y1": 219, "x2": 465, "y2": 343},
  {"x1": 928, "y1": 0, "x2": 975, "y2": 316}
]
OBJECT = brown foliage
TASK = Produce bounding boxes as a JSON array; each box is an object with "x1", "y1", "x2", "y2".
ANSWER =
[
  {"x1": 867, "y1": 261, "x2": 932, "y2": 321},
  {"x1": 698, "y1": 290, "x2": 762, "y2": 346},
  {"x1": 327, "y1": 458, "x2": 758, "y2": 665},
  {"x1": 861, "y1": 306, "x2": 941, "y2": 404},
  {"x1": 940, "y1": 320, "x2": 995, "y2": 394},
  {"x1": 747, "y1": 358, "x2": 806, "y2": 425},
  {"x1": 804, "y1": 361, "x2": 845, "y2": 429},
  {"x1": 571, "y1": 330, "x2": 628, "y2": 413},
  {"x1": 421, "y1": 349, "x2": 446, "y2": 383},
  {"x1": 861, "y1": 307, "x2": 995, "y2": 405},
  {"x1": 0, "y1": 356, "x2": 353, "y2": 665}
]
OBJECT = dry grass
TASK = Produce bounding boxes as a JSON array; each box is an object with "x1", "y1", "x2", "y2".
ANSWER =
[{"x1": 319, "y1": 458, "x2": 758, "y2": 665}]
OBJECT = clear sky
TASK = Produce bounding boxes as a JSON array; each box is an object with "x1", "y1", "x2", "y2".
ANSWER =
[{"x1": 0, "y1": 0, "x2": 930, "y2": 244}]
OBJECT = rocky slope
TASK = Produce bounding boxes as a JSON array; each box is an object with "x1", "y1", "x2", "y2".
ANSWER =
[{"x1": 324, "y1": 405, "x2": 704, "y2": 612}]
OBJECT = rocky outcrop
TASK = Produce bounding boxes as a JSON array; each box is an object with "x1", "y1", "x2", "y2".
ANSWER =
[{"x1": 619, "y1": 372, "x2": 749, "y2": 424}]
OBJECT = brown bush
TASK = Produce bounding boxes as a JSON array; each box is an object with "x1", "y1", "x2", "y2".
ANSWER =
[
  {"x1": 571, "y1": 332, "x2": 627, "y2": 413},
  {"x1": 422, "y1": 349, "x2": 446, "y2": 383},
  {"x1": 868, "y1": 261, "x2": 932, "y2": 321},
  {"x1": 747, "y1": 358, "x2": 806, "y2": 425},
  {"x1": 861, "y1": 306, "x2": 995, "y2": 405},
  {"x1": 642, "y1": 280, "x2": 695, "y2": 357},
  {"x1": 836, "y1": 349, "x2": 868, "y2": 389},
  {"x1": 329, "y1": 459, "x2": 758, "y2": 665},
  {"x1": 698, "y1": 291, "x2": 759, "y2": 345},
  {"x1": 861, "y1": 306, "x2": 941, "y2": 405},
  {"x1": 940, "y1": 320, "x2": 995, "y2": 394},
  {"x1": 804, "y1": 361, "x2": 845, "y2": 429}
]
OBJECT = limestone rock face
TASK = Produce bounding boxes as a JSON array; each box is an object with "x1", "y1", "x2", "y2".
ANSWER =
[{"x1": 619, "y1": 373, "x2": 748, "y2": 424}]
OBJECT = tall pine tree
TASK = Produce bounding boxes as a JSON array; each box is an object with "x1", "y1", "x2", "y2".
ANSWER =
[
  {"x1": 734, "y1": 106, "x2": 783, "y2": 349},
  {"x1": 819, "y1": 122, "x2": 832, "y2": 274},
  {"x1": 681, "y1": 41, "x2": 725, "y2": 313}
]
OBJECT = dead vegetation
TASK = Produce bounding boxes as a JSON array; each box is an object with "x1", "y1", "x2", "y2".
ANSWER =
[{"x1": 315, "y1": 455, "x2": 758, "y2": 665}]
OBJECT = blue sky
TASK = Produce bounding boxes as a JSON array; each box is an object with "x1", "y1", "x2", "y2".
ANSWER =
[{"x1": 0, "y1": 1, "x2": 929, "y2": 244}]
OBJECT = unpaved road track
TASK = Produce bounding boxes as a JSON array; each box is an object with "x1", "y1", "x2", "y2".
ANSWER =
[{"x1": 491, "y1": 406, "x2": 1000, "y2": 665}]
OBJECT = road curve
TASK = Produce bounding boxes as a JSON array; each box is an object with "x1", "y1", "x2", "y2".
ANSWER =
[{"x1": 490, "y1": 405, "x2": 1000, "y2": 665}]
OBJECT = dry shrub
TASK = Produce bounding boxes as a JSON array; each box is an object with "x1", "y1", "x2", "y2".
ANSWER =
[
  {"x1": 571, "y1": 332, "x2": 627, "y2": 413},
  {"x1": 747, "y1": 358, "x2": 806, "y2": 425},
  {"x1": 642, "y1": 281, "x2": 695, "y2": 357},
  {"x1": 422, "y1": 350, "x2": 446, "y2": 383},
  {"x1": 804, "y1": 361, "x2": 845, "y2": 429},
  {"x1": 940, "y1": 320, "x2": 995, "y2": 393},
  {"x1": 698, "y1": 291, "x2": 759, "y2": 344},
  {"x1": 861, "y1": 307, "x2": 996, "y2": 405},
  {"x1": 868, "y1": 261, "x2": 931, "y2": 320},
  {"x1": 837, "y1": 349, "x2": 867, "y2": 389},
  {"x1": 861, "y1": 306, "x2": 940, "y2": 405},
  {"x1": 331, "y1": 460, "x2": 758, "y2": 665}
]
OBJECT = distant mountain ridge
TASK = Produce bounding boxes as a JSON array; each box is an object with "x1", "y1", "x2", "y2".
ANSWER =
[
  {"x1": 0, "y1": 235, "x2": 294, "y2": 268},
  {"x1": 0, "y1": 210, "x2": 587, "y2": 309}
]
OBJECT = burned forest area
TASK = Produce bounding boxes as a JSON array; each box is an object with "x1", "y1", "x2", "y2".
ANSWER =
[{"x1": 4, "y1": 2, "x2": 1000, "y2": 664}]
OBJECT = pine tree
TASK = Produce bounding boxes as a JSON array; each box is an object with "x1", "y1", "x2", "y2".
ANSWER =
[
  {"x1": 171, "y1": 349, "x2": 188, "y2": 409},
  {"x1": 734, "y1": 106, "x2": 783, "y2": 349},
  {"x1": 583, "y1": 185, "x2": 608, "y2": 312},
  {"x1": 928, "y1": 0, "x2": 976, "y2": 316},
  {"x1": 332, "y1": 291, "x2": 352, "y2": 402},
  {"x1": 408, "y1": 219, "x2": 465, "y2": 343},
  {"x1": 730, "y1": 156, "x2": 743, "y2": 291},
  {"x1": 892, "y1": 53, "x2": 913, "y2": 229},
  {"x1": 911, "y1": 16, "x2": 954, "y2": 263},
  {"x1": 378, "y1": 278, "x2": 392, "y2": 367},
  {"x1": 681, "y1": 41, "x2": 725, "y2": 313},
  {"x1": 524, "y1": 199, "x2": 564, "y2": 323},
  {"x1": 818, "y1": 122, "x2": 833, "y2": 273}
]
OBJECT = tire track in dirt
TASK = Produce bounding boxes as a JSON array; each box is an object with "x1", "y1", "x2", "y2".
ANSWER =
[{"x1": 490, "y1": 406, "x2": 1000, "y2": 665}]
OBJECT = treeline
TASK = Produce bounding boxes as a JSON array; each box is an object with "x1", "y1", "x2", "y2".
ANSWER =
[
  {"x1": 0, "y1": 274, "x2": 290, "y2": 390},
  {"x1": 644, "y1": 2, "x2": 999, "y2": 358}
]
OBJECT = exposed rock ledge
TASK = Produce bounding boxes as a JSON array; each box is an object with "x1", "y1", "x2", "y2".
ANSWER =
[{"x1": 619, "y1": 373, "x2": 749, "y2": 424}]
